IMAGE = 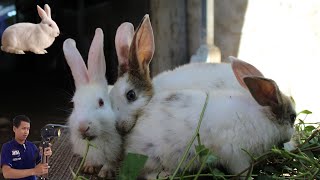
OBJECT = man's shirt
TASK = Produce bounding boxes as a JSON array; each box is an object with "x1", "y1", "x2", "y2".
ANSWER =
[{"x1": 0, "y1": 139, "x2": 41, "y2": 180}]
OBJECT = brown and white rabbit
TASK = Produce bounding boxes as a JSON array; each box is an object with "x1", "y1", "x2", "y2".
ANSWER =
[
  {"x1": 111, "y1": 15, "x2": 263, "y2": 134},
  {"x1": 1, "y1": 4, "x2": 60, "y2": 54},
  {"x1": 63, "y1": 28, "x2": 121, "y2": 178},
  {"x1": 110, "y1": 15, "x2": 296, "y2": 178}
]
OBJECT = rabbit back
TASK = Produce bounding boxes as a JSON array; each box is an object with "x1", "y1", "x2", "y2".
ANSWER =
[
  {"x1": 2, "y1": 23, "x2": 38, "y2": 51},
  {"x1": 153, "y1": 62, "x2": 242, "y2": 92}
]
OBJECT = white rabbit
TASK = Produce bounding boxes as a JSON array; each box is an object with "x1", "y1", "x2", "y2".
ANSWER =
[
  {"x1": 63, "y1": 28, "x2": 121, "y2": 178},
  {"x1": 125, "y1": 83, "x2": 296, "y2": 178},
  {"x1": 110, "y1": 15, "x2": 263, "y2": 134},
  {"x1": 1, "y1": 4, "x2": 60, "y2": 54},
  {"x1": 110, "y1": 15, "x2": 296, "y2": 178}
]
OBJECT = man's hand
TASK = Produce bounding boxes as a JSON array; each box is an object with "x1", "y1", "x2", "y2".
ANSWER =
[
  {"x1": 43, "y1": 146, "x2": 52, "y2": 157},
  {"x1": 39, "y1": 143, "x2": 52, "y2": 157},
  {"x1": 33, "y1": 163, "x2": 49, "y2": 176}
]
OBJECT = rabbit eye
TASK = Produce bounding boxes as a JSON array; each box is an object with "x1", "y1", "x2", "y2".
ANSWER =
[
  {"x1": 290, "y1": 114, "x2": 296, "y2": 122},
  {"x1": 126, "y1": 90, "x2": 137, "y2": 102},
  {"x1": 48, "y1": 24, "x2": 52, "y2": 27},
  {"x1": 98, "y1": 98, "x2": 104, "y2": 107}
]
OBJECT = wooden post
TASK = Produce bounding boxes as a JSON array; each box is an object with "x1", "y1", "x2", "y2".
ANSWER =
[
  {"x1": 150, "y1": 0, "x2": 188, "y2": 76},
  {"x1": 187, "y1": 0, "x2": 202, "y2": 58}
]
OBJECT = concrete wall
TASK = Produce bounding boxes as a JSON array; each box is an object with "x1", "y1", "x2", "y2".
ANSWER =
[{"x1": 215, "y1": 0, "x2": 320, "y2": 122}]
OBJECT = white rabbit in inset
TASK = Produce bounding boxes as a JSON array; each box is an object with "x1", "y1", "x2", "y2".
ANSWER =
[
  {"x1": 111, "y1": 15, "x2": 296, "y2": 178},
  {"x1": 63, "y1": 28, "x2": 121, "y2": 178},
  {"x1": 1, "y1": 4, "x2": 60, "y2": 54},
  {"x1": 111, "y1": 15, "x2": 264, "y2": 134}
]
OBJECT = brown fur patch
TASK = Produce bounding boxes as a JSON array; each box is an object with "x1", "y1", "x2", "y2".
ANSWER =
[
  {"x1": 128, "y1": 74, "x2": 153, "y2": 97},
  {"x1": 118, "y1": 63, "x2": 129, "y2": 77},
  {"x1": 263, "y1": 93, "x2": 296, "y2": 126},
  {"x1": 280, "y1": 94, "x2": 296, "y2": 126},
  {"x1": 165, "y1": 93, "x2": 180, "y2": 102}
]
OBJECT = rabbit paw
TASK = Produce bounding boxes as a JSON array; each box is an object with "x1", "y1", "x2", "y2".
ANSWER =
[
  {"x1": 14, "y1": 49, "x2": 25, "y2": 54},
  {"x1": 141, "y1": 171, "x2": 170, "y2": 180},
  {"x1": 32, "y1": 50, "x2": 47, "y2": 54},
  {"x1": 82, "y1": 162, "x2": 102, "y2": 174},
  {"x1": 98, "y1": 164, "x2": 115, "y2": 178}
]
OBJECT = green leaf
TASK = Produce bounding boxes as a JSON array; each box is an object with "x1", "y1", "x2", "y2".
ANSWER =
[
  {"x1": 310, "y1": 137, "x2": 319, "y2": 144},
  {"x1": 117, "y1": 153, "x2": 148, "y2": 180},
  {"x1": 206, "y1": 154, "x2": 218, "y2": 165},
  {"x1": 211, "y1": 168, "x2": 225, "y2": 176},
  {"x1": 304, "y1": 125, "x2": 316, "y2": 132},
  {"x1": 298, "y1": 110, "x2": 312, "y2": 115},
  {"x1": 195, "y1": 144, "x2": 211, "y2": 164},
  {"x1": 195, "y1": 145, "x2": 209, "y2": 157}
]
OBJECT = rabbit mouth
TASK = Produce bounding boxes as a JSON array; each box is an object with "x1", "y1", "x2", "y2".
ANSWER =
[{"x1": 82, "y1": 135, "x2": 97, "y2": 141}]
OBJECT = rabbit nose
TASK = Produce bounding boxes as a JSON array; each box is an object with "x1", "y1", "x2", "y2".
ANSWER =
[
  {"x1": 78, "y1": 122, "x2": 96, "y2": 140},
  {"x1": 78, "y1": 123, "x2": 89, "y2": 136}
]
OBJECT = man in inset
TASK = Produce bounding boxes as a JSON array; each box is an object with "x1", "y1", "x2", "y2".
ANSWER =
[{"x1": 1, "y1": 115, "x2": 52, "y2": 180}]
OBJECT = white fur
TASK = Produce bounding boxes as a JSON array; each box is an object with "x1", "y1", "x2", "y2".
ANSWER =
[
  {"x1": 63, "y1": 28, "x2": 121, "y2": 178},
  {"x1": 69, "y1": 84, "x2": 121, "y2": 177},
  {"x1": 125, "y1": 89, "x2": 294, "y2": 177},
  {"x1": 153, "y1": 62, "x2": 243, "y2": 92},
  {"x1": 110, "y1": 61, "x2": 248, "y2": 134},
  {"x1": 1, "y1": 4, "x2": 59, "y2": 54}
]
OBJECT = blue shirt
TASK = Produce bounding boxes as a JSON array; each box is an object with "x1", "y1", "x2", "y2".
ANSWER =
[{"x1": 0, "y1": 139, "x2": 41, "y2": 180}]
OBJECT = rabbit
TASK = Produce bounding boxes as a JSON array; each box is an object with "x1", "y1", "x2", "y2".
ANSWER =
[
  {"x1": 125, "y1": 82, "x2": 296, "y2": 178},
  {"x1": 1, "y1": 4, "x2": 60, "y2": 54},
  {"x1": 110, "y1": 15, "x2": 296, "y2": 178},
  {"x1": 63, "y1": 28, "x2": 121, "y2": 178},
  {"x1": 110, "y1": 15, "x2": 264, "y2": 134}
]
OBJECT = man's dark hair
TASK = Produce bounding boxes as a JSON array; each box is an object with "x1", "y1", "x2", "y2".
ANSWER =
[{"x1": 13, "y1": 115, "x2": 31, "y2": 128}]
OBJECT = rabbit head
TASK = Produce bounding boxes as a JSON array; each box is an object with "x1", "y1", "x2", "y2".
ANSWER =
[
  {"x1": 110, "y1": 14, "x2": 155, "y2": 134},
  {"x1": 231, "y1": 57, "x2": 296, "y2": 127},
  {"x1": 37, "y1": 4, "x2": 60, "y2": 38},
  {"x1": 243, "y1": 76, "x2": 296, "y2": 127}
]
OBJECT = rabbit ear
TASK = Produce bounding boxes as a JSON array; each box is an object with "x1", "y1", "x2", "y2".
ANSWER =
[
  {"x1": 243, "y1": 76, "x2": 282, "y2": 108},
  {"x1": 63, "y1": 39, "x2": 89, "y2": 88},
  {"x1": 230, "y1": 56, "x2": 264, "y2": 89},
  {"x1": 129, "y1": 14, "x2": 154, "y2": 77},
  {"x1": 44, "y1": 4, "x2": 51, "y2": 18},
  {"x1": 115, "y1": 22, "x2": 134, "y2": 76},
  {"x1": 37, "y1": 5, "x2": 48, "y2": 20},
  {"x1": 87, "y1": 28, "x2": 106, "y2": 84}
]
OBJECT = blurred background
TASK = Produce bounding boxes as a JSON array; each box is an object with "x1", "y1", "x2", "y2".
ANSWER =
[{"x1": 0, "y1": 0, "x2": 319, "y2": 158}]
